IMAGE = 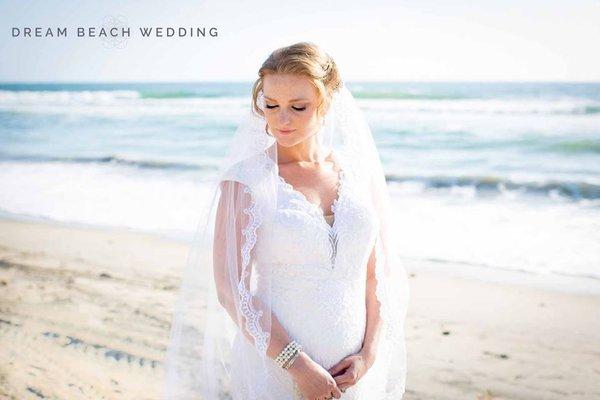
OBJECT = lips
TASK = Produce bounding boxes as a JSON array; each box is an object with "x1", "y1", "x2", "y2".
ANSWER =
[{"x1": 277, "y1": 128, "x2": 296, "y2": 135}]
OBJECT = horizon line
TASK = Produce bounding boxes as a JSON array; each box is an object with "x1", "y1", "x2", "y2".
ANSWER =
[{"x1": 1, "y1": 79, "x2": 599, "y2": 85}]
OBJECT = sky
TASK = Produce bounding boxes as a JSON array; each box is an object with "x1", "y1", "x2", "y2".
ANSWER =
[{"x1": 1, "y1": 0, "x2": 599, "y2": 82}]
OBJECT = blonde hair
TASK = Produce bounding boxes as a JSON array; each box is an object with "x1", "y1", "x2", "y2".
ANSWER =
[{"x1": 251, "y1": 42, "x2": 342, "y2": 119}]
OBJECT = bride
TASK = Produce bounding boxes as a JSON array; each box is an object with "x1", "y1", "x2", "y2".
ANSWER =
[{"x1": 163, "y1": 42, "x2": 410, "y2": 400}]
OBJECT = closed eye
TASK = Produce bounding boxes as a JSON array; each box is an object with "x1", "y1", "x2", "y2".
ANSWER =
[{"x1": 265, "y1": 104, "x2": 306, "y2": 112}]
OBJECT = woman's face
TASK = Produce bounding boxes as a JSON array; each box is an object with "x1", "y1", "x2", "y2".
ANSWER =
[{"x1": 262, "y1": 73, "x2": 324, "y2": 147}]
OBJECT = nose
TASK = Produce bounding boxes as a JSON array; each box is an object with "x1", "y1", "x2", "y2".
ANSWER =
[{"x1": 277, "y1": 108, "x2": 292, "y2": 126}]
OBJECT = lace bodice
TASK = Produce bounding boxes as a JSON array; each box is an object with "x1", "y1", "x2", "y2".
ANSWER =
[{"x1": 254, "y1": 153, "x2": 380, "y2": 277}]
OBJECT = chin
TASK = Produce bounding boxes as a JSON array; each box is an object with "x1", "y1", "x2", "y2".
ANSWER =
[
  {"x1": 274, "y1": 132, "x2": 301, "y2": 145},
  {"x1": 275, "y1": 136, "x2": 298, "y2": 147}
]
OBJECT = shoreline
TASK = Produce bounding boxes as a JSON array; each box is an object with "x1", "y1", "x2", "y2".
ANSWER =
[
  {"x1": 1, "y1": 210, "x2": 598, "y2": 297},
  {"x1": 1, "y1": 216, "x2": 599, "y2": 399}
]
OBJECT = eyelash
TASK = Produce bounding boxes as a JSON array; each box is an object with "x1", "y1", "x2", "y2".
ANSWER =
[{"x1": 265, "y1": 104, "x2": 306, "y2": 111}]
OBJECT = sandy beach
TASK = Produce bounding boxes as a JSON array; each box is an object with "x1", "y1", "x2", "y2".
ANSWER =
[{"x1": 0, "y1": 216, "x2": 599, "y2": 400}]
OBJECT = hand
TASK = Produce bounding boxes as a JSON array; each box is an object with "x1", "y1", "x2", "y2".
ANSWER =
[
  {"x1": 288, "y1": 351, "x2": 342, "y2": 399},
  {"x1": 327, "y1": 349, "x2": 375, "y2": 392}
]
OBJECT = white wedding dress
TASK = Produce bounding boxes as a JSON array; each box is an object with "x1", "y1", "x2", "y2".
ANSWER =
[{"x1": 230, "y1": 153, "x2": 390, "y2": 399}]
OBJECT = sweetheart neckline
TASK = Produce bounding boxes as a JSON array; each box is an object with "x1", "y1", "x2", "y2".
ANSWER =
[
  {"x1": 275, "y1": 160, "x2": 346, "y2": 232},
  {"x1": 276, "y1": 170, "x2": 344, "y2": 228}
]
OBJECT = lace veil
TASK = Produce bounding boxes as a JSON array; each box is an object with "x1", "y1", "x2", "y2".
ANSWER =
[{"x1": 162, "y1": 83, "x2": 410, "y2": 399}]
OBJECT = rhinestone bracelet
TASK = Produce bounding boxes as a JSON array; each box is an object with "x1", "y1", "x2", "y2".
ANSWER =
[
  {"x1": 275, "y1": 340, "x2": 302, "y2": 368},
  {"x1": 282, "y1": 347, "x2": 302, "y2": 369}
]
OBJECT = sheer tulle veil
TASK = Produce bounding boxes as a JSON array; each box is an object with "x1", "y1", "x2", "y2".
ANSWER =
[{"x1": 162, "y1": 80, "x2": 410, "y2": 399}]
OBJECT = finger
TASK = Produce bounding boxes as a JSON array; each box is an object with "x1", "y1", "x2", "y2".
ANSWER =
[
  {"x1": 334, "y1": 374, "x2": 349, "y2": 386},
  {"x1": 336, "y1": 369, "x2": 356, "y2": 384},
  {"x1": 328, "y1": 360, "x2": 345, "y2": 376},
  {"x1": 331, "y1": 385, "x2": 342, "y2": 398},
  {"x1": 328, "y1": 359, "x2": 351, "y2": 376}
]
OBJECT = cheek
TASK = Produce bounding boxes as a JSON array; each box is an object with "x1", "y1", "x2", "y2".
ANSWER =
[
  {"x1": 298, "y1": 111, "x2": 320, "y2": 128},
  {"x1": 264, "y1": 113, "x2": 275, "y2": 126},
  {"x1": 264, "y1": 113, "x2": 284, "y2": 131}
]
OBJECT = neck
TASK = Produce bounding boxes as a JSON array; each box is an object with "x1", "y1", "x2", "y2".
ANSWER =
[{"x1": 276, "y1": 135, "x2": 327, "y2": 165}]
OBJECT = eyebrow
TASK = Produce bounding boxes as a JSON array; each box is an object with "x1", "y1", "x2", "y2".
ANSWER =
[{"x1": 264, "y1": 95, "x2": 308, "y2": 102}]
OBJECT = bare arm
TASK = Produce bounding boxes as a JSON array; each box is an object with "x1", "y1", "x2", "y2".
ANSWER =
[{"x1": 359, "y1": 241, "x2": 384, "y2": 366}]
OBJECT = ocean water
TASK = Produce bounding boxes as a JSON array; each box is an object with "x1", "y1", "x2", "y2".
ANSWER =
[{"x1": 1, "y1": 81, "x2": 599, "y2": 294}]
